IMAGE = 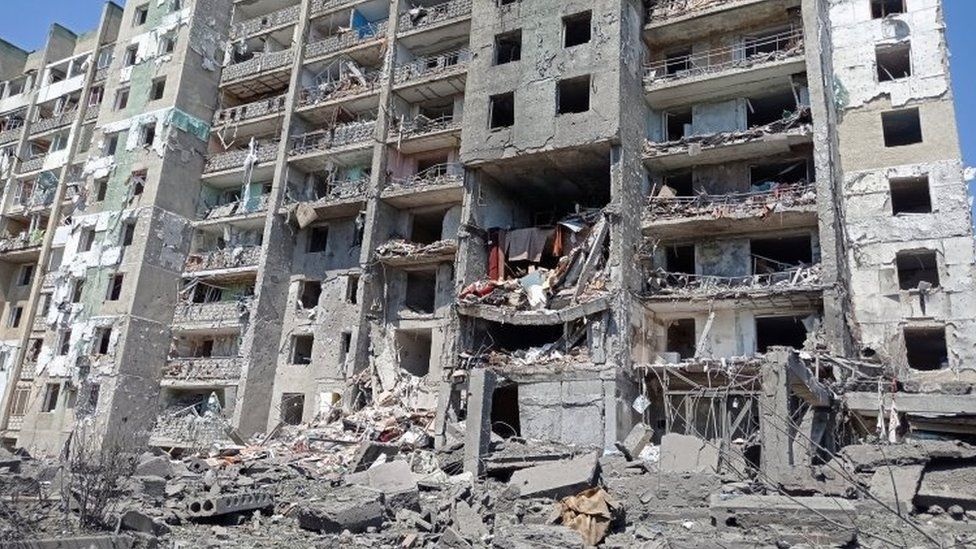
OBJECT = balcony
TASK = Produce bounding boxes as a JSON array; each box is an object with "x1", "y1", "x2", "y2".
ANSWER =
[
  {"x1": 393, "y1": 49, "x2": 470, "y2": 89},
  {"x1": 305, "y1": 21, "x2": 388, "y2": 62},
  {"x1": 289, "y1": 121, "x2": 375, "y2": 167},
  {"x1": 644, "y1": 29, "x2": 805, "y2": 107},
  {"x1": 643, "y1": 264, "x2": 823, "y2": 305},
  {"x1": 397, "y1": 0, "x2": 472, "y2": 36},
  {"x1": 375, "y1": 238, "x2": 457, "y2": 268},
  {"x1": 17, "y1": 155, "x2": 46, "y2": 174},
  {"x1": 230, "y1": 4, "x2": 300, "y2": 40},
  {"x1": 184, "y1": 246, "x2": 262, "y2": 274},
  {"x1": 172, "y1": 300, "x2": 251, "y2": 329},
  {"x1": 296, "y1": 74, "x2": 382, "y2": 114},
  {"x1": 0, "y1": 231, "x2": 44, "y2": 255},
  {"x1": 93, "y1": 66, "x2": 110, "y2": 83},
  {"x1": 202, "y1": 194, "x2": 270, "y2": 222},
  {"x1": 84, "y1": 104, "x2": 99, "y2": 122},
  {"x1": 163, "y1": 356, "x2": 245, "y2": 383},
  {"x1": 213, "y1": 94, "x2": 287, "y2": 128},
  {"x1": 203, "y1": 140, "x2": 280, "y2": 174},
  {"x1": 30, "y1": 108, "x2": 78, "y2": 136},
  {"x1": 220, "y1": 49, "x2": 294, "y2": 92},
  {"x1": 382, "y1": 163, "x2": 463, "y2": 208},
  {"x1": 0, "y1": 122, "x2": 24, "y2": 145},
  {"x1": 149, "y1": 407, "x2": 235, "y2": 448},
  {"x1": 288, "y1": 177, "x2": 369, "y2": 220},
  {"x1": 644, "y1": 183, "x2": 817, "y2": 238}
]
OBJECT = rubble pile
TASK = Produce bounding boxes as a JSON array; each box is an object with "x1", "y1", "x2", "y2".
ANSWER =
[{"x1": 375, "y1": 239, "x2": 458, "y2": 262}]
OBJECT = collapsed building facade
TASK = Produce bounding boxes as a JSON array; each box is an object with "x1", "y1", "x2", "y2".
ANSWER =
[{"x1": 0, "y1": 0, "x2": 975, "y2": 538}]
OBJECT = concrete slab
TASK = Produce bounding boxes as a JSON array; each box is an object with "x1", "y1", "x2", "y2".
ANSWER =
[
  {"x1": 868, "y1": 465, "x2": 924, "y2": 514},
  {"x1": 509, "y1": 452, "x2": 599, "y2": 500},
  {"x1": 659, "y1": 433, "x2": 720, "y2": 474}
]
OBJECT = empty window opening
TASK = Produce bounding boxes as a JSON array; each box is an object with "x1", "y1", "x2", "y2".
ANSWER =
[
  {"x1": 557, "y1": 75, "x2": 590, "y2": 114},
  {"x1": 396, "y1": 329, "x2": 432, "y2": 377},
  {"x1": 150, "y1": 77, "x2": 166, "y2": 101},
  {"x1": 281, "y1": 393, "x2": 305, "y2": 425},
  {"x1": 872, "y1": 0, "x2": 905, "y2": 18},
  {"x1": 904, "y1": 327, "x2": 947, "y2": 371},
  {"x1": 563, "y1": 11, "x2": 592, "y2": 47},
  {"x1": 104, "y1": 133, "x2": 120, "y2": 155},
  {"x1": 139, "y1": 123, "x2": 156, "y2": 147},
  {"x1": 751, "y1": 234, "x2": 812, "y2": 273},
  {"x1": 882, "y1": 109, "x2": 922, "y2": 147},
  {"x1": 489, "y1": 92, "x2": 514, "y2": 129},
  {"x1": 666, "y1": 110, "x2": 692, "y2": 141},
  {"x1": 79, "y1": 228, "x2": 96, "y2": 252},
  {"x1": 876, "y1": 43, "x2": 911, "y2": 82},
  {"x1": 41, "y1": 383, "x2": 60, "y2": 412},
  {"x1": 666, "y1": 245, "x2": 695, "y2": 274},
  {"x1": 292, "y1": 335, "x2": 314, "y2": 365},
  {"x1": 134, "y1": 4, "x2": 149, "y2": 26},
  {"x1": 307, "y1": 226, "x2": 329, "y2": 253},
  {"x1": 346, "y1": 275, "x2": 359, "y2": 304},
  {"x1": 124, "y1": 45, "x2": 139, "y2": 67},
  {"x1": 744, "y1": 28, "x2": 791, "y2": 57},
  {"x1": 114, "y1": 88, "x2": 129, "y2": 111},
  {"x1": 106, "y1": 274, "x2": 124, "y2": 301},
  {"x1": 896, "y1": 249, "x2": 939, "y2": 290},
  {"x1": 192, "y1": 339, "x2": 214, "y2": 357},
  {"x1": 27, "y1": 338, "x2": 42, "y2": 361},
  {"x1": 8, "y1": 306, "x2": 23, "y2": 328},
  {"x1": 160, "y1": 34, "x2": 176, "y2": 55},
  {"x1": 664, "y1": 172, "x2": 693, "y2": 196},
  {"x1": 666, "y1": 319, "x2": 696, "y2": 360},
  {"x1": 18, "y1": 265, "x2": 34, "y2": 286},
  {"x1": 490, "y1": 383, "x2": 521, "y2": 439},
  {"x1": 10, "y1": 387, "x2": 31, "y2": 417},
  {"x1": 191, "y1": 283, "x2": 223, "y2": 303},
  {"x1": 410, "y1": 209, "x2": 446, "y2": 245},
  {"x1": 747, "y1": 90, "x2": 797, "y2": 128},
  {"x1": 665, "y1": 49, "x2": 692, "y2": 75},
  {"x1": 750, "y1": 161, "x2": 808, "y2": 186},
  {"x1": 339, "y1": 331, "x2": 352, "y2": 364},
  {"x1": 122, "y1": 221, "x2": 136, "y2": 245},
  {"x1": 94, "y1": 178, "x2": 108, "y2": 201},
  {"x1": 58, "y1": 329, "x2": 72, "y2": 355},
  {"x1": 494, "y1": 30, "x2": 522, "y2": 65},
  {"x1": 890, "y1": 176, "x2": 931, "y2": 214},
  {"x1": 756, "y1": 316, "x2": 808, "y2": 352},
  {"x1": 70, "y1": 280, "x2": 85, "y2": 303},
  {"x1": 405, "y1": 271, "x2": 437, "y2": 314},
  {"x1": 298, "y1": 279, "x2": 322, "y2": 309},
  {"x1": 94, "y1": 327, "x2": 112, "y2": 355}
]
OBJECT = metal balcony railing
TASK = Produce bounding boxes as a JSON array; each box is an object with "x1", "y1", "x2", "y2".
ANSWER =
[
  {"x1": 184, "y1": 246, "x2": 262, "y2": 273},
  {"x1": 30, "y1": 108, "x2": 79, "y2": 135},
  {"x1": 204, "y1": 140, "x2": 280, "y2": 173},
  {"x1": 644, "y1": 29, "x2": 804, "y2": 83},
  {"x1": 305, "y1": 21, "x2": 388, "y2": 59},
  {"x1": 230, "y1": 4, "x2": 300, "y2": 40},
  {"x1": 297, "y1": 74, "x2": 382, "y2": 108},
  {"x1": 221, "y1": 49, "x2": 294, "y2": 84},
  {"x1": 163, "y1": 356, "x2": 245, "y2": 381},
  {"x1": 386, "y1": 163, "x2": 463, "y2": 192},
  {"x1": 646, "y1": 264, "x2": 822, "y2": 297},
  {"x1": 0, "y1": 121, "x2": 24, "y2": 144},
  {"x1": 17, "y1": 155, "x2": 46, "y2": 174},
  {"x1": 393, "y1": 48, "x2": 471, "y2": 85},
  {"x1": 214, "y1": 94, "x2": 287, "y2": 126},
  {"x1": 84, "y1": 104, "x2": 100, "y2": 121},
  {"x1": 173, "y1": 299, "x2": 251, "y2": 325},
  {"x1": 647, "y1": 182, "x2": 815, "y2": 220},
  {"x1": 646, "y1": 0, "x2": 743, "y2": 23},
  {"x1": 398, "y1": 0, "x2": 472, "y2": 34},
  {"x1": 289, "y1": 120, "x2": 375, "y2": 156},
  {"x1": 203, "y1": 194, "x2": 270, "y2": 220},
  {"x1": 392, "y1": 113, "x2": 461, "y2": 138}
]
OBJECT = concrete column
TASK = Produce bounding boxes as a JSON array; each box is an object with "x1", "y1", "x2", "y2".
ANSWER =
[
  {"x1": 463, "y1": 368, "x2": 496, "y2": 476},
  {"x1": 760, "y1": 349, "x2": 795, "y2": 485}
]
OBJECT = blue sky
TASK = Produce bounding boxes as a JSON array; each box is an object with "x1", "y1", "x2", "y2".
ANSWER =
[{"x1": 0, "y1": 0, "x2": 974, "y2": 169}]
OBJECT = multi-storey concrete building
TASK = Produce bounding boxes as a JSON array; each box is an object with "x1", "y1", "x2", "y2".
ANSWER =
[{"x1": 1, "y1": 0, "x2": 974, "y2": 461}]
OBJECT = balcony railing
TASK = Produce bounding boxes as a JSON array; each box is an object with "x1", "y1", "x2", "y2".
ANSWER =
[
  {"x1": 204, "y1": 140, "x2": 280, "y2": 173},
  {"x1": 644, "y1": 29, "x2": 804, "y2": 84},
  {"x1": 213, "y1": 94, "x2": 287, "y2": 126},
  {"x1": 645, "y1": 264, "x2": 823, "y2": 297},
  {"x1": 184, "y1": 246, "x2": 262, "y2": 273},
  {"x1": 230, "y1": 4, "x2": 300, "y2": 40},
  {"x1": 84, "y1": 104, "x2": 100, "y2": 121},
  {"x1": 163, "y1": 356, "x2": 245, "y2": 381},
  {"x1": 203, "y1": 194, "x2": 270, "y2": 220},
  {"x1": 289, "y1": 120, "x2": 375, "y2": 156},
  {"x1": 392, "y1": 113, "x2": 461, "y2": 138},
  {"x1": 18, "y1": 155, "x2": 46, "y2": 174},
  {"x1": 386, "y1": 163, "x2": 463, "y2": 192},
  {"x1": 0, "y1": 231, "x2": 45, "y2": 253},
  {"x1": 288, "y1": 176, "x2": 370, "y2": 205},
  {"x1": 398, "y1": 0, "x2": 472, "y2": 34},
  {"x1": 305, "y1": 21, "x2": 388, "y2": 59},
  {"x1": 30, "y1": 108, "x2": 78, "y2": 135},
  {"x1": 297, "y1": 74, "x2": 382, "y2": 109},
  {"x1": 393, "y1": 49, "x2": 471, "y2": 85},
  {"x1": 150, "y1": 406, "x2": 234, "y2": 447},
  {"x1": 0, "y1": 121, "x2": 24, "y2": 144},
  {"x1": 647, "y1": 0, "x2": 743, "y2": 23},
  {"x1": 221, "y1": 49, "x2": 294, "y2": 84},
  {"x1": 173, "y1": 299, "x2": 251, "y2": 325},
  {"x1": 93, "y1": 65, "x2": 110, "y2": 82},
  {"x1": 648, "y1": 182, "x2": 815, "y2": 220}
]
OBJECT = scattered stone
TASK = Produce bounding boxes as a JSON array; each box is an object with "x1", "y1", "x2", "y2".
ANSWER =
[
  {"x1": 297, "y1": 485, "x2": 385, "y2": 534},
  {"x1": 616, "y1": 423, "x2": 653, "y2": 461},
  {"x1": 509, "y1": 452, "x2": 599, "y2": 500},
  {"x1": 134, "y1": 453, "x2": 173, "y2": 478},
  {"x1": 119, "y1": 509, "x2": 171, "y2": 537},
  {"x1": 437, "y1": 527, "x2": 472, "y2": 548},
  {"x1": 454, "y1": 500, "x2": 487, "y2": 542}
]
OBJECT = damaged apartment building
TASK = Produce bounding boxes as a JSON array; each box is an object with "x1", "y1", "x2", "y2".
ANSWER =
[{"x1": 0, "y1": 0, "x2": 974, "y2": 497}]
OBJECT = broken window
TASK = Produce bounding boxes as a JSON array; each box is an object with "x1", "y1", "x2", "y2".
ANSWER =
[
  {"x1": 130, "y1": 169, "x2": 147, "y2": 195},
  {"x1": 890, "y1": 175, "x2": 931, "y2": 214},
  {"x1": 106, "y1": 274, "x2": 124, "y2": 301},
  {"x1": 307, "y1": 226, "x2": 329, "y2": 253},
  {"x1": 346, "y1": 274, "x2": 359, "y2": 304},
  {"x1": 150, "y1": 77, "x2": 166, "y2": 101},
  {"x1": 41, "y1": 383, "x2": 60, "y2": 412},
  {"x1": 396, "y1": 329, "x2": 432, "y2": 377},
  {"x1": 563, "y1": 11, "x2": 591, "y2": 47},
  {"x1": 490, "y1": 383, "x2": 521, "y2": 438},
  {"x1": 104, "y1": 132, "x2": 120, "y2": 155},
  {"x1": 664, "y1": 172, "x2": 693, "y2": 196},
  {"x1": 17, "y1": 264, "x2": 34, "y2": 286},
  {"x1": 872, "y1": 0, "x2": 905, "y2": 18},
  {"x1": 896, "y1": 249, "x2": 939, "y2": 290},
  {"x1": 139, "y1": 123, "x2": 156, "y2": 147},
  {"x1": 665, "y1": 49, "x2": 692, "y2": 75},
  {"x1": 755, "y1": 315, "x2": 808, "y2": 352},
  {"x1": 93, "y1": 327, "x2": 112, "y2": 355},
  {"x1": 291, "y1": 335, "x2": 314, "y2": 365},
  {"x1": 79, "y1": 228, "x2": 95, "y2": 252},
  {"x1": 405, "y1": 271, "x2": 436, "y2": 314},
  {"x1": 281, "y1": 393, "x2": 304, "y2": 425},
  {"x1": 10, "y1": 387, "x2": 31, "y2": 417},
  {"x1": 744, "y1": 28, "x2": 791, "y2": 58},
  {"x1": 489, "y1": 92, "x2": 515, "y2": 129},
  {"x1": 494, "y1": 30, "x2": 522, "y2": 65},
  {"x1": 298, "y1": 279, "x2": 322, "y2": 309},
  {"x1": 557, "y1": 75, "x2": 590, "y2": 114},
  {"x1": 665, "y1": 245, "x2": 695, "y2": 274},
  {"x1": 113, "y1": 88, "x2": 129, "y2": 111},
  {"x1": 876, "y1": 43, "x2": 911, "y2": 82},
  {"x1": 160, "y1": 34, "x2": 176, "y2": 55},
  {"x1": 58, "y1": 329, "x2": 72, "y2": 355},
  {"x1": 124, "y1": 45, "x2": 139, "y2": 67},
  {"x1": 122, "y1": 221, "x2": 136, "y2": 246},
  {"x1": 410, "y1": 209, "x2": 446, "y2": 245},
  {"x1": 134, "y1": 5, "x2": 150, "y2": 26},
  {"x1": 70, "y1": 280, "x2": 85, "y2": 303},
  {"x1": 666, "y1": 318, "x2": 696, "y2": 359},
  {"x1": 747, "y1": 90, "x2": 797, "y2": 127},
  {"x1": 904, "y1": 326, "x2": 948, "y2": 370},
  {"x1": 665, "y1": 110, "x2": 692, "y2": 141},
  {"x1": 7, "y1": 306, "x2": 23, "y2": 328},
  {"x1": 750, "y1": 234, "x2": 812, "y2": 273},
  {"x1": 882, "y1": 108, "x2": 922, "y2": 147},
  {"x1": 339, "y1": 332, "x2": 352, "y2": 364},
  {"x1": 94, "y1": 178, "x2": 108, "y2": 202},
  {"x1": 750, "y1": 161, "x2": 808, "y2": 186},
  {"x1": 27, "y1": 338, "x2": 42, "y2": 361}
]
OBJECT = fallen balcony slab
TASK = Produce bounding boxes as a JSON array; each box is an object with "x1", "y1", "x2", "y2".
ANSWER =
[
  {"x1": 186, "y1": 491, "x2": 274, "y2": 518},
  {"x1": 457, "y1": 295, "x2": 610, "y2": 325}
]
